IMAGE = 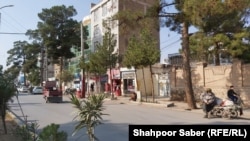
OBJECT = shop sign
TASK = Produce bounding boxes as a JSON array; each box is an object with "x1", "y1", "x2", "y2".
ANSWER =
[{"x1": 122, "y1": 72, "x2": 135, "y2": 79}]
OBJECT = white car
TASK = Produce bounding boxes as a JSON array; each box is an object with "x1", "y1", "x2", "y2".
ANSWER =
[
  {"x1": 32, "y1": 86, "x2": 43, "y2": 95},
  {"x1": 18, "y1": 86, "x2": 29, "y2": 93}
]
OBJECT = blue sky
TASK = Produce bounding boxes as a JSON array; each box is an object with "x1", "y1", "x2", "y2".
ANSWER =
[{"x1": 0, "y1": 0, "x2": 181, "y2": 71}]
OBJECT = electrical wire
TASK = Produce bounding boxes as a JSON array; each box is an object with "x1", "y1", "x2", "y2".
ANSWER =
[
  {"x1": 0, "y1": 10, "x2": 28, "y2": 33},
  {"x1": 160, "y1": 39, "x2": 181, "y2": 51},
  {"x1": 0, "y1": 32, "x2": 25, "y2": 34}
]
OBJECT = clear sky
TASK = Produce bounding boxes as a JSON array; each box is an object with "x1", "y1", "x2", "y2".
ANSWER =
[{"x1": 0, "y1": 0, "x2": 181, "y2": 71}]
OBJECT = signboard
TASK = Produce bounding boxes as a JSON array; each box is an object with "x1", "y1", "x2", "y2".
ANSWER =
[{"x1": 122, "y1": 72, "x2": 135, "y2": 79}]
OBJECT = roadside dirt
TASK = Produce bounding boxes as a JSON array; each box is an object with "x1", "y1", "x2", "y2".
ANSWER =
[{"x1": 0, "y1": 113, "x2": 22, "y2": 141}]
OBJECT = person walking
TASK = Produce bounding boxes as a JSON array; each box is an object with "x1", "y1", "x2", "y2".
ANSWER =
[{"x1": 200, "y1": 88, "x2": 216, "y2": 118}]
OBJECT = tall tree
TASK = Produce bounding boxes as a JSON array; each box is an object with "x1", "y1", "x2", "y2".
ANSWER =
[
  {"x1": 57, "y1": 69, "x2": 74, "y2": 87},
  {"x1": 97, "y1": 27, "x2": 119, "y2": 98},
  {"x1": 150, "y1": 0, "x2": 197, "y2": 108},
  {"x1": 37, "y1": 5, "x2": 80, "y2": 90},
  {"x1": 6, "y1": 41, "x2": 41, "y2": 86},
  {"x1": 123, "y1": 28, "x2": 160, "y2": 102},
  {"x1": 187, "y1": 0, "x2": 250, "y2": 65},
  {"x1": 6, "y1": 41, "x2": 28, "y2": 85}
]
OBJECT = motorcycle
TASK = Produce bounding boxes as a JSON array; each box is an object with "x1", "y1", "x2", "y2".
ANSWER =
[{"x1": 209, "y1": 95, "x2": 244, "y2": 119}]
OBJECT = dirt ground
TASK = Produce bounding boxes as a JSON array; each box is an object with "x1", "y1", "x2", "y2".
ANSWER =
[{"x1": 0, "y1": 113, "x2": 22, "y2": 141}]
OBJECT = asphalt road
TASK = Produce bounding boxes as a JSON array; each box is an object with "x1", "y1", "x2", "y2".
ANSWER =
[{"x1": 9, "y1": 93, "x2": 250, "y2": 141}]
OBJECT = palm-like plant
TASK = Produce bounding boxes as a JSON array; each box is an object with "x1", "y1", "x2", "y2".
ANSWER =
[{"x1": 70, "y1": 94, "x2": 108, "y2": 141}]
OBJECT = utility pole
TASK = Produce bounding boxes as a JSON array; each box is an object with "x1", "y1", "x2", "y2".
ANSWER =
[
  {"x1": 40, "y1": 46, "x2": 44, "y2": 86},
  {"x1": 80, "y1": 22, "x2": 85, "y2": 98}
]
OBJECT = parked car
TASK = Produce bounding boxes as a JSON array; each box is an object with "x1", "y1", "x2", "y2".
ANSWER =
[
  {"x1": 18, "y1": 86, "x2": 29, "y2": 93},
  {"x1": 32, "y1": 86, "x2": 43, "y2": 95}
]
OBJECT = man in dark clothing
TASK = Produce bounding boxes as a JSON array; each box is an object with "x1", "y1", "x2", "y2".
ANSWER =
[
  {"x1": 227, "y1": 85, "x2": 243, "y2": 115},
  {"x1": 90, "y1": 83, "x2": 94, "y2": 92},
  {"x1": 227, "y1": 86, "x2": 238, "y2": 103}
]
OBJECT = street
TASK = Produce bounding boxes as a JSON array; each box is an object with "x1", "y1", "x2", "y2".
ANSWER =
[{"x1": 9, "y1": 93, "x2": 250, "y2": 141}]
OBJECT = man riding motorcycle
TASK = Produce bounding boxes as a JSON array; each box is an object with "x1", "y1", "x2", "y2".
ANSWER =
[{"x1": 227, "y1": 85, "x2": 243, "y2": 116}]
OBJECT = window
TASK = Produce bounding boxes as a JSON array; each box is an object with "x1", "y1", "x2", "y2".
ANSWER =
[
  {"x1": 93, "y1": 9, "x2": 98, "y2": 22},
  {"x1": 102, "y1": 3, "x2": 108, "y2": 16},
  {"x1": 109, "y1": 0, "x2": 118, "y2": 13},
  {"x1": 94, "y1": 25, "x2": 100, "y2": 37}
]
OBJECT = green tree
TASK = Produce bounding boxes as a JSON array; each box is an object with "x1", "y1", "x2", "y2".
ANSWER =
[
  {"x1": 37, "y1": 5, "x2": 80, "y2": 90},
  {"x1": 6, "y1": 41, "x2": 28, "y2": 85},
  {"x1": 83, "y1": 25, "x2": 120, "y2": 97},
  {"x1": 70, "y1": 94, "x2": 107, "y2": 141},
  {"x1": 6, "y1": 41, "x2": 41, "y2": 85},
  {"x1": 158, "y1": 0, "x2": 198, "y2": 109},
  {"x1": 0, "y1": 66, "x2": 18, "y2": 134},
  {"x1": 23, "y1": 43, "x2": 42, "y2": 85},
  {"x1": 27, "y1": 68, "x2": 41, "y2": 86},
  {"x1": 123, "y1": 28, "x2": 160, "y2": 102},
  {"x1": 57, "y1": 69, "x2": 74, "y2": 86},
  {"x1": 186, "y1": 0, "x2": 250, "y2": 65}
]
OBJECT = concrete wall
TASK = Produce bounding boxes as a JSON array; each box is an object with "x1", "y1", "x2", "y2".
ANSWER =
[{"x1": 169, "y1": 59, "x2": 250, "y2": 106}]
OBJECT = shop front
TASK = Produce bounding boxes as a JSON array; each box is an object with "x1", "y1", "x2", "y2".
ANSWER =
[
  {"x1": 120, "y1": 67, "x2": 136, "y2": 96},
  {"x1": 106, "y1": 68, "x2": 121, "y2": 96}
]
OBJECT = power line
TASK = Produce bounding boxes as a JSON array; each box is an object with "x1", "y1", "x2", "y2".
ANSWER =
[
  {"x1": 1, "y1": 10, "x2": 28, "y2": 31},
  {"x1": 0, "y1": 32, "x2": 25, "y2": 34},
  {"x1": 161, "y1": 39, "x2": 181, "y2": 51},
  {"x1": 160, "y1": 34, "x2": 179, "y2": 44}
]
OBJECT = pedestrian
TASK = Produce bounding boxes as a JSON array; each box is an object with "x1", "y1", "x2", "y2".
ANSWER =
[
  {"x1": 129, "y1": 92, "x2": 137, "y2": 101},
  {"x1": 90, "y1": 82, "x2": 94, "y2": 92},
  {"x1": 200, "y1": 88, "x2": 216, "y2": 118}
]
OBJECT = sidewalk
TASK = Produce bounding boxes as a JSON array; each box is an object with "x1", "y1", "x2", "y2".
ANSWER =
[{"x1": 108, "y1": 96, "x2": 250, "y2": 118}]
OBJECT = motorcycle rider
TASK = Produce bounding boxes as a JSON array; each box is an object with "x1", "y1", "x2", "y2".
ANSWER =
[
  {"x1": 200, "y1": 88, "x2": 216, "y2": 118},
  {"x1": 227, "y1": 85, "x2": 243, "y2": 115},
  {"x1": 227, "y1": 86, "x2": 238, "y2": 103}
]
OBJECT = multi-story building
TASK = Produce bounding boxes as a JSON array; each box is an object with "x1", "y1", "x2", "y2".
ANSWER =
[{"x1": 89, "y1": 0, "x2": 160, "y2": 96}]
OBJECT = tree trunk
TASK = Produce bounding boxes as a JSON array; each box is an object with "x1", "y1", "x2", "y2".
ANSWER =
[
  {"x1": 214, "y1": 44, "x2": 220, "y2": 66},
  {"x1": 182, "y1": 21, "x2": 197, "y2": 109},
  {"x1": 142, "y1": 68, "x2": 147, "y2": 102},
  {"x1": 134, "y1": 69, "x2": 141, "y2": 101},
  {"x1": 1, "y1": 99, "x2": 7, "y2": 134},
  {"x1": 149, "y1": 65, "x2": 155, "y2": 102}
]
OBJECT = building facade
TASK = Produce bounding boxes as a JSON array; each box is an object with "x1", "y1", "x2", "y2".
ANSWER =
[{"x1": 89, "y1": 0, "x2": 160, "y2": 96}]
